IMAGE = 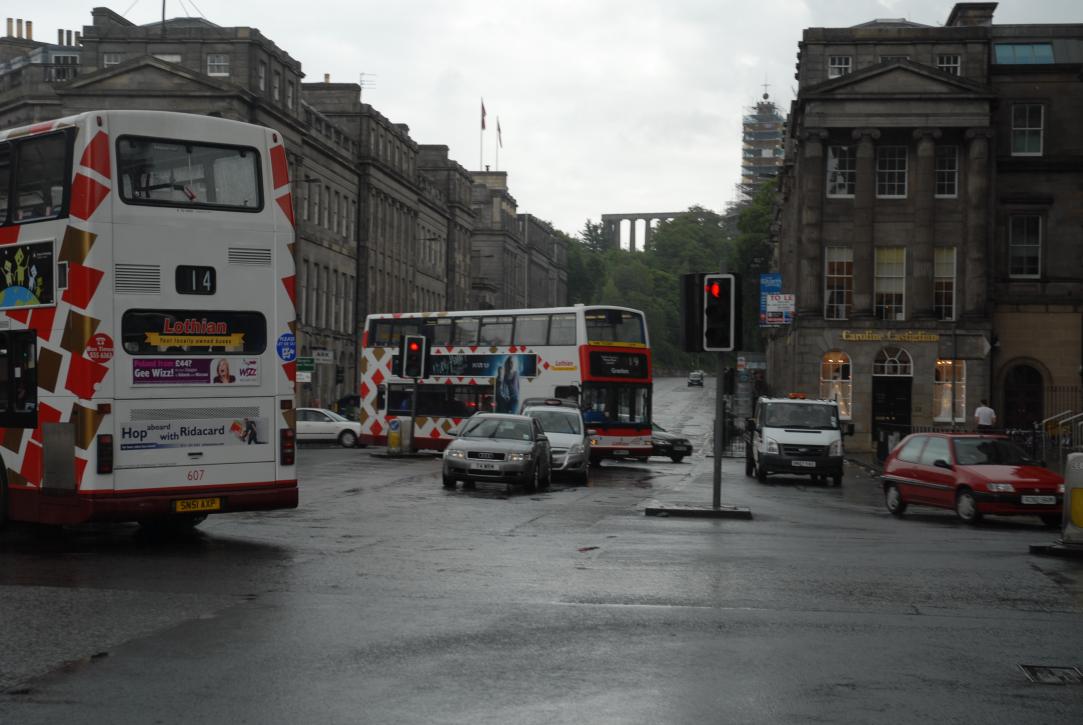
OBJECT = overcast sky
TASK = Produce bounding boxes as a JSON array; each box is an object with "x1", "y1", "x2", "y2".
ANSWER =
[{"x1": 10, "y1": 1, "x2": 1083, "y2": 235}]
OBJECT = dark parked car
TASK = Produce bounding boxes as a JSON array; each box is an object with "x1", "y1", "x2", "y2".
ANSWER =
[
  {"x1": 442, "y1": 413, "x2": 552, "y2": 493},
  {"x1": 687, "y1": 370, "x2": 704, "y2": 387},
  {"x1": 646, "y1": 422, "x2": 692, "y2": 463},
  {"x1": 882, "y1": 433, "x2": 1063, "y2": 526}
]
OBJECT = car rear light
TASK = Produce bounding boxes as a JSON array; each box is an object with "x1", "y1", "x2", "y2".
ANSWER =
[
  {"x1": 97, "y1": 434, "x2": 114, "y2": 474},
  {"x1": 281, "y1": 428, "x2": 296, "y2": 466}
]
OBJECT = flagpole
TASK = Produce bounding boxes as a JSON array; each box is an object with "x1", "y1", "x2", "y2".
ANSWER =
[
  {"x1": 495, "y1": 117, "x2": 500, "y2": 171},
  {"x1": 479, "y1": 97, "x2": 485, "y2": 170}
]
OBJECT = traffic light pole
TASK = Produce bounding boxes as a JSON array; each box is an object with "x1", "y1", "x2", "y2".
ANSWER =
[
  {"x1": 713, "y1": 352, "x2": 725, "y2": 509},
  {"x1": 409, "y1": 377, "x2": 419, "y2": 454}
]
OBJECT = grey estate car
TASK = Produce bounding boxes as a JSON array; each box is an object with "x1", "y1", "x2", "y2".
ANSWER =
[{"x1": 442, "y1": 413, "x2": 552, "y2": 492}]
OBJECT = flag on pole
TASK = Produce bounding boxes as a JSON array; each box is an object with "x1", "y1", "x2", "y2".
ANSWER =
[
  {"x1": 481, "y1": 99, "x2": 487, "y2": 130},
  {"x1": 497, "y1": 117, "x2": 503, "y2": 148}
]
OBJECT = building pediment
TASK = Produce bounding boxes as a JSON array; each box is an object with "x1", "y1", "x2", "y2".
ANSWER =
[
  {"x1": 60, "y1": 57, "x2": 243, "y2": 96},
  {"x1": 801, "y1": 61, "x2": 994, "y2": 129},
  {"x1": 805, "y1": 60, "x2": 993, "y2": 100}
]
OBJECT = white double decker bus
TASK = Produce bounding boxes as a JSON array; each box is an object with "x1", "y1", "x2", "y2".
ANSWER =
[
  {"x1": 358, "y1": 305, "x2": 653, "y2": 463},
  {"x1": 0, "y1": 110, "x2": 298, "y2": 528}
]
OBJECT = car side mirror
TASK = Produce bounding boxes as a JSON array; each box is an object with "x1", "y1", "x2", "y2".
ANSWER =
[{"x1": 933, "y1": 459, "x2": 953, "y2": 470}]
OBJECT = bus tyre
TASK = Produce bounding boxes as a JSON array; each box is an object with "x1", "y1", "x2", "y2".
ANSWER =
[
  {"x1": 338, "y1": 430, "x2": 358, "y2": 448},
  {"x1": 0, "y1": 475, "x2": 8, "y2": 530}
]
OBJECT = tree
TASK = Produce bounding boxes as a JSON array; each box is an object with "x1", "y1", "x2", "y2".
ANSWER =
[
  {"x1": 580, "y1": 219, "x2": 609, "y2": 253},
  {"x1": 728, "y1": 182, "x2": 778, "y2": 352}
]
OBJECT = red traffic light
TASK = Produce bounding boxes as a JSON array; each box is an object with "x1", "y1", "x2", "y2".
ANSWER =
[
  {"x1": 408, "y1": 341, "x2": 420, "y2": 352},
  {"x1": 707, "y1": 282, "x2": 721, "y2": 298}
]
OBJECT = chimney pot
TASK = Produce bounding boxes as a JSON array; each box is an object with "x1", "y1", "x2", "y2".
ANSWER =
[
  {"x1": 66, "y1": 29, "x2": 73, "y2": 46},
  {"x1": 58, "y1": 28, "x2": 63, "y2": 45},
  {"x1": 324, "y1": 73, "x2": 330, "y2": 83},
  {"x1": 6, "y1": 18, "x2": 13, "y2": 38},
  {"x1": 25, "y1": 20, "x2": 32, "y2": 40},
  {"x1": 16, "y1": 18, "x2": 23, "y2": 38}
]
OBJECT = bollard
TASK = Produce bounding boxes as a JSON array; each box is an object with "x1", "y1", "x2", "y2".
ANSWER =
[
  {"x1": 387, "y1": 418, "x2": 402, "y2": 456},
  {"x1": 1063, "y1": 452, "x2": 1083, "y2": 547}
]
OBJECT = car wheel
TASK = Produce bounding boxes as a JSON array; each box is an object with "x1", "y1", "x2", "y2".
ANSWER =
[
  {"x1": 338, "y1": 430, "x2": 358, "y2": 448},
  {"x1": 670, "y1": 455, "x2": 684, "y2": 464},
  {"x1": 885, "y1": 484, "x2": 907, "y2": 516},
  {"x1": 442, "y1": 474, "x2": 457, "y2": 488},
  {"x1": 576, "y1": 469, "x2": 590, "y2": 485},
  {"x1": 525, "y1": 465, "x2": 539, "y2": 493},
  {"x1": 541, "y1": 464, "x2": 552, "y2": 490},
  {"x1": 755, "y1": 456, "x2": 767, "y2": 483},
  {"x1": 955, "y1": 489, "x2": 982, "y2": 525},
  {"x1": 1040, "y1": 514, "x2": 1062, "y2": 528},
  {"x1": 832, "y1": 472, "x2": 842, "y2": 487}
]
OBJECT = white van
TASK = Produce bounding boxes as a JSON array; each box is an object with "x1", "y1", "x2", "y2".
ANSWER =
[{"x1": 745, "y1": 396, "x2": 853, "y2": 486}]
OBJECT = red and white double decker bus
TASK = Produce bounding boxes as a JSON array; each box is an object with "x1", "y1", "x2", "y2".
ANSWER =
[
  {"x1": 0, "y1": 110, "x2": 298, "y2": 528},
  {"x1": 358, "y1": 305, "x2": 652, "y2": 462}
]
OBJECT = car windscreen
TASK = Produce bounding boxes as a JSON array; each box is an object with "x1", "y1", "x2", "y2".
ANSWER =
[
  {"x1": 529, "y1": 410, "x2": 581, "y2": 435},
  {"x1": 459, "y1": 418, "x2": 532, "y2": 441},
  {"x1": 953, "y1": 438, "x2": 1032, "y2": 466},
  {"x1": 763, "y1": 403, "x2": 839, "y2": 430}
]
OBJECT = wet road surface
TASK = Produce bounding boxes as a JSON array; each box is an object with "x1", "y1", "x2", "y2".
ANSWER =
[{"x1": 2, "y1": 377, "x2": 1081, "y2": 724}]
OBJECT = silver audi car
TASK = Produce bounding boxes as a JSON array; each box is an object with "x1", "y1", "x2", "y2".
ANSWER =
[{"x1": 442, "y1": 413, "x2": 552, "y2": 492}]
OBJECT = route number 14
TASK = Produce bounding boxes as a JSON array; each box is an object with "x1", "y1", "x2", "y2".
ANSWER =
[{"x1": 176, "y1": 265, "x2": 216, "y2": 295}]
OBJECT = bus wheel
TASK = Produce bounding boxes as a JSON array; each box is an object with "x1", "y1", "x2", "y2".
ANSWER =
[{"x1": 0, "y1": 475, "x2": 8, "y2": 531}]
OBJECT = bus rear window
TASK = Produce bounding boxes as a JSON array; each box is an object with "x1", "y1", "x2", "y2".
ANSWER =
[
  {"x1": 121, "y1": 310, "x2": 267, "y2": 355},
  {"x1": 117, "y1": 136, "x2": 262, "y2": 212},
  {"x1": 1, "y1": 133, "x2": 70, "y2": 225},
  {"x1": 586, "y1": 309, "x2": 645, "y2": 345}
]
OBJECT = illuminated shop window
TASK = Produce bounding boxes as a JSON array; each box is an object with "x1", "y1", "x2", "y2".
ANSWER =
[
  {"x1": 934, "y1": 359, "x2": 966, "y2": 422},
  {"x1": 819, "y1": 351, "x2": 852, "y2": 419}
]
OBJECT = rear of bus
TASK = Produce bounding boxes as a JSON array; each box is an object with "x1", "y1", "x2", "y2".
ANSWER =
[
  {"x1": 579, "y1": 307, "x2": 652, "y2": 463},
  {"x1": 1, "y1": 111, "x2": 297, "y2": 525}
]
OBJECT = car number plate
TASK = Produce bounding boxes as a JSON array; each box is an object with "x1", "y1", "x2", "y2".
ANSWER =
[
  {"x1": 792, "y1": 460, "x2": 816, "y2": 468},
  {"x1": 174, "y1": 497, "x2": 221, "y2": 513},
  {"x1": 673, "y1": 446, "x2": 689, "y2": 452},
  {"x1": 1021, "y1": 495, "x2": 1056, "y2": 505},
  {"x1": 471, "y1": 462, "x2": 498, "y2": 471}
]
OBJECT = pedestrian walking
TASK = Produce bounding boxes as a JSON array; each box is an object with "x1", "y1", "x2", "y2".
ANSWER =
[{"x1": 974, "y1": 399, "x2": 997, "y2": 432}]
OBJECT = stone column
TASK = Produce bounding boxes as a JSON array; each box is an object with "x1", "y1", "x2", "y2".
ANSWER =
[
  {"x1": 643, "y1": 220, "x2": 653, "y2": 251},
  {"x1": 627, "y1": 218, "x2": 637, "y2": 253},
  {"x1": 963, "y1": 128, "x2": 993, "y2": 318},
  {"x1": 798, "y1": 129, "x2": 828, "y2": 315},
  {"x1": 851, "y1": 128, "x2": 880, "y2": 317},
  {"x1": 911, "y1": 128, "x2": 941, "y2": 318}
]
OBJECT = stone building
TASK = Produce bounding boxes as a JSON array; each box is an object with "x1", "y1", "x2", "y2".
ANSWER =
[
  {"x1": 518, "y1": 214, "x2": 568, "y2": 308},
  {"x1": 417, "y1": 146, "x2": 474, "y2": 311},
  {"x1": 769, "y1": 2, "x2": 1083, "y2": 450},
  {"x1": 470, "y1": 171, "x2": 526, "y2": 309}
]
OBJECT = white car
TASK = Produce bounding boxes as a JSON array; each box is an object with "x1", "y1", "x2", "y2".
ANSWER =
[
  {"x1": 522, "y1": 401, "x2": 590, "y2": 484},
  {"x1": 296, "y1": 407, "x2": 362, "y2": 447}
]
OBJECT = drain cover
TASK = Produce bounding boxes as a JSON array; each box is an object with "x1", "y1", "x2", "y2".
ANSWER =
[{"x1": 1020, "y1": 665, "x2": 1083, "y2": 685}]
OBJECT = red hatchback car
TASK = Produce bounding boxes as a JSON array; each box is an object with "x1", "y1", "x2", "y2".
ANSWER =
[{"x1": 882, "y1": 433, "x2": 1064, "y2": 526}]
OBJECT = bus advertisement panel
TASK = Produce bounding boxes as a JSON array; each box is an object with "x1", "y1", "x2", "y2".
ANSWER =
[
  {"x1": 358, "y1": 306, "x2": 652, "y2": 462},
  {"x1": 0, "y1": 111, "x2": 298, "y2": 528}
]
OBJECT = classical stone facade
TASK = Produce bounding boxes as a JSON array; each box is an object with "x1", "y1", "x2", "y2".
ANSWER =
[
  {"x1": 470, "y1": 171, "x2": 526, "y2": 309},
  {"x1": 770, "y1": 3, "x2": 1083, "y2": 450},
  {"x1": 518, "y1": 214, "x2": 569, "y2": 308}
]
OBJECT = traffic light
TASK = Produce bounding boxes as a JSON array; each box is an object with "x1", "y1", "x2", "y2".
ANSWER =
[
  {"x1": 703, "y1": 273, "x2": 740, "y2": 352},
  {"x1": 400, "y1": 335, "x2": 427, "y2": 378}
]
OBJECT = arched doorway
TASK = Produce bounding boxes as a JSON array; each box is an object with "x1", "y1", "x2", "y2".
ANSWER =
[
  {"x1": 1002, "y1": 364, "x2": 1044, "y2": 429},
  {"x1": 872, "y1": 347, "x2": 913, "y2": 450}
]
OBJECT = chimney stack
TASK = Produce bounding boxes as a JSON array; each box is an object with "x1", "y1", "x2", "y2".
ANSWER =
[
  {"x1": 66, "y1": 29, "x2": 73, "y2": 46},
  {"x1": 74, "y1": 31, "x2": 80, "y2": 45},
  {"x1": 324, "y1": 73, "x2": 330, "y2": 83},
  {"x1": 58, "y1": 29, "x2": 63, "y2": 45},
  {"x1": 25, "y1": 20, "x2": 32, "y2": 40}
]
